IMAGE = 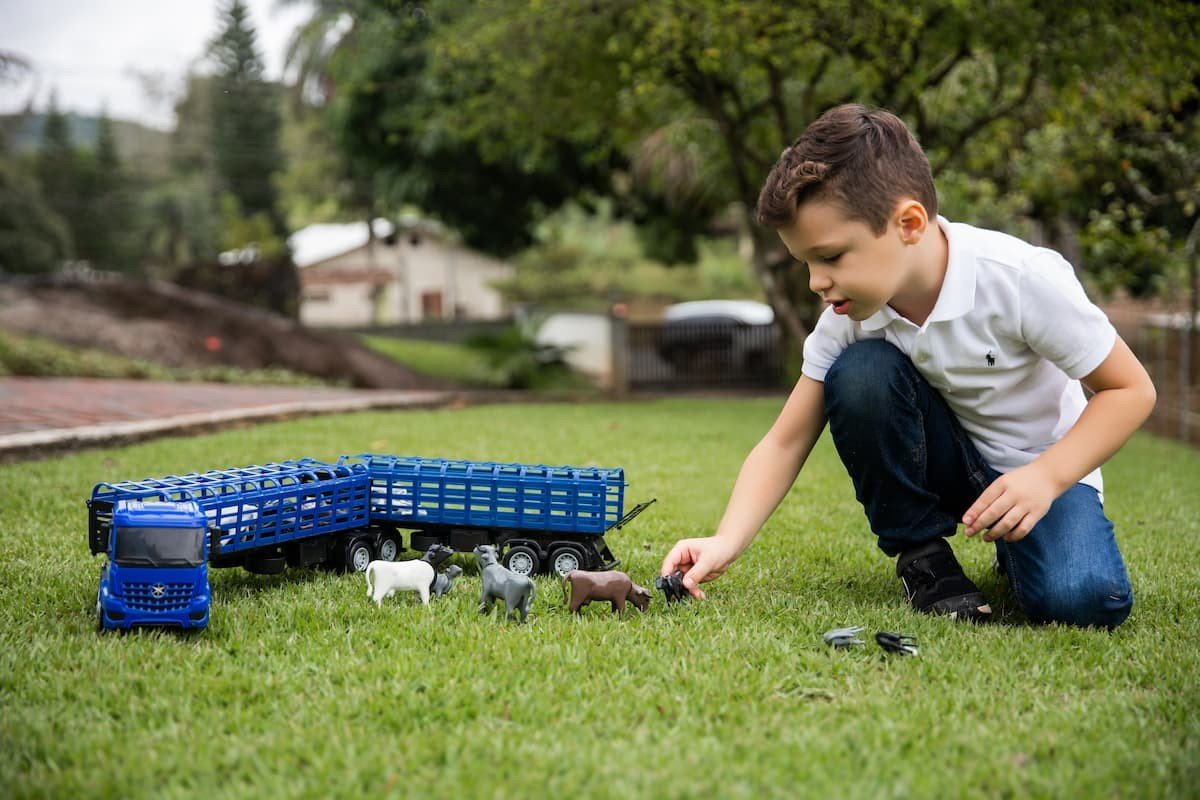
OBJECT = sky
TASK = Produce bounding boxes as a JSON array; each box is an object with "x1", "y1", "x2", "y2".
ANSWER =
[{"x1": 0, "y1": 0, "x2": 312, "y2": 130}]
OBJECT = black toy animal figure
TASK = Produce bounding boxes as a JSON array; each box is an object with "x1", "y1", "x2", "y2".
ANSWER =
[
  {"x1": 420, "y1": 543, "x2": 455, "y2": 568},
  {"x1": 656, "y1": 570, "x2": 690, "y2": 603},
  {"x1": 473, "y1": 544, "x2": 536, "y2": 623}
]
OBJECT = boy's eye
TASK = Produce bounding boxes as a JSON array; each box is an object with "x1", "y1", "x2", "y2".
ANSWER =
[{"x1": 817, "y1": 253, "x2": 842, "y2": 265}]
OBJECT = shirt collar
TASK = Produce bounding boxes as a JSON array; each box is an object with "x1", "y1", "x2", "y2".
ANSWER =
[{"x1": 859, "y1": 215, "x2": 976, "y2": 331}]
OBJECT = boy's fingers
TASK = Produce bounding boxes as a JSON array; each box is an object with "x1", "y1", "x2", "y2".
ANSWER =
[
  {"x1": 660, "y1": 543, "x2": 692, "y2": 576},
  {"x1": 682, "y1": 564, "x2": 709, "y2": 600},
  {"x1": 964, "y1": 483, "x2": 1006, "y2": 535},
  {"x1": 984, "y1": 506, "x2": 1026, "y2": 541}
]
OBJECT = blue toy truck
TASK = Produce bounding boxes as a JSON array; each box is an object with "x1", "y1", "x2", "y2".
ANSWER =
[
  {"x1": 90, "y1": 459, "x2": 380, "y2": 630},
  {"x1": 89, "y1": 454, "x2": 652, "y2": 631},
  {"x1": 94, "y1": 500, "x2": 211, "y2": 630}
]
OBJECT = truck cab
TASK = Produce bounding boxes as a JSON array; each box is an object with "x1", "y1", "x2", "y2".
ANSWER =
[{"x1": 96, "y1": 500, "x2": 211, "y2": 631}]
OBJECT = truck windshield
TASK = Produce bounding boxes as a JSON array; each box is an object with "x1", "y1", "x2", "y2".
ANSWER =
[{"x1": 114, "y1": 527, "x2": 204, "y2": 567}]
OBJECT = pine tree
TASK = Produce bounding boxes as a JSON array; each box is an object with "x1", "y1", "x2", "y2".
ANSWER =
[
  {"x1": 209, "y1": 0, "x2": 285, "y2": 232},
  {"x1": 35, "y1": 94, "x2": 77, "y2": 253},
  {"x1": 89, "y1": 112, "x2": 138, "y2": 272}
]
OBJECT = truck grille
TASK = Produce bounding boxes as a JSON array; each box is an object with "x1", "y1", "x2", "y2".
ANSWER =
[{"x1": 124, "y1": 582, "x2": 192, "y2": 611}]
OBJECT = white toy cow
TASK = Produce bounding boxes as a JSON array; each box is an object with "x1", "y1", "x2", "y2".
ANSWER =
[{"x1": 365, "y1": 559, "x2": 436, "y2": 607}]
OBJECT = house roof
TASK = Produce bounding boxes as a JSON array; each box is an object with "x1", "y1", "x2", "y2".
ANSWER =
[
  {"x1": 289, "y1": 218, "x2": 396, "y2": 268},
  {"x1": 289, "y1": 216, "x2": 453, "y2": 268}
]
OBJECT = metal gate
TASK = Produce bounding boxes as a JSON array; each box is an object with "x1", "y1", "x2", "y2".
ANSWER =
[{"x1": 625, "y1": 320, "x2": 784, "y2": 390}]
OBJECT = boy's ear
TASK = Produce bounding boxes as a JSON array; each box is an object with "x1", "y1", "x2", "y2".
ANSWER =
[{"x1": 894, "y1": 199, "x2": 928, "y2": 244}]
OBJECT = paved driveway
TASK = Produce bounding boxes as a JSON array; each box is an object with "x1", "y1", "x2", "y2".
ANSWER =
[{"x1": 0, "y1": 377, "x2": 453, "y2": 459}]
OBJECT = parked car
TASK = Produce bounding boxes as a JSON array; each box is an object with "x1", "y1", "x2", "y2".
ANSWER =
[{"x1": 657, "y1": 300, "x2": 780, "y2": 372}]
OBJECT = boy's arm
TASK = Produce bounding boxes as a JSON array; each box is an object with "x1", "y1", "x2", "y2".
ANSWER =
[
  {"x1": 963, "y1": 336, "x2": 1156, "y2": 542},
  {"x1": 661, "y1": 375, "x2": 828, "y2": 599}
]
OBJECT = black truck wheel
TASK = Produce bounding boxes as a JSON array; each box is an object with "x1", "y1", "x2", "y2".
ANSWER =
[
  {"x1": 377, "y1": 532, "x2": 402, "y2": 562},
  {"x1": 549, "y1": 546, "x2": 585, "y2": 577},
  {"x1": 503, "y1": 545, "x2": 540, "y2": 576},
  {"x1": 346, "y1": 538, "x2": 374, "y2": 573},
  {"x1": 247, "y1": 553, "x2": 287, "y2": 575}
]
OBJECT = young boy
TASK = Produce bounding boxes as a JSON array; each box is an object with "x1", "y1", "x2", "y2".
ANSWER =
[{"x1": 660, "y1": 104, "x2": 1156, "y2": 628}]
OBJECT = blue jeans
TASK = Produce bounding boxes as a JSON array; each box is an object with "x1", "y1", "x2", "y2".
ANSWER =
[{"x1": 823, "y1": 340, "x2": 1133, "y2": 629}]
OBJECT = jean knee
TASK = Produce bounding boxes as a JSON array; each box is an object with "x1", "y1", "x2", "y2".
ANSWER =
[
  {"x1": 824, "y1": 340, "x2": 908, "y2": 419},
  {"x1": 1021, "y1": 571, "x2": 1133, "y2": 630}
]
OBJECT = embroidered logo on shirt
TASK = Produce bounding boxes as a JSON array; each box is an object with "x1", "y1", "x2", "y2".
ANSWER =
[{"x1": 986, "y1": 351, "x2": 995, "y2": 366}]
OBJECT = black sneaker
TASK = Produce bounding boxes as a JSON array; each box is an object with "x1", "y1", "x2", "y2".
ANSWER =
[{"x1": 896, "y1": 538, "x2": 992, "y2": 622}]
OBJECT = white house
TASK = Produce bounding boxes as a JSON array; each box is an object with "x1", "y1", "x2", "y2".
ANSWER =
[{"x1": 289, "y1": 217, "x2": 514, "y2": 327}]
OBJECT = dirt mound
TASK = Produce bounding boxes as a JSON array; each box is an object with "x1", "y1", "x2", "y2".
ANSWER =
[{"x1": 0, "y1": 274, "x2": 447, "y2": 390}]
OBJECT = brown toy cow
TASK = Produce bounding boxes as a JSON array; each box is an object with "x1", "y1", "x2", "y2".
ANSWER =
[{"x1": 562, "y1": 569, "x2": 652, "y2": 615}]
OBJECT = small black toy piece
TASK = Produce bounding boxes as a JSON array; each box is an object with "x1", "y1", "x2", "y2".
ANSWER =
[
  {"x1": 875, "y1": 631, "x2": 919, "y2": 656},
  {"x1": 823, "y1": 625, "x2": 866, "y2": 648},
  {"x1": 420, "y1": 543, "x2": 455, "y2": 568},
  {"x1": 656, "y1": 570, "x2": 689, "y2": 603}
]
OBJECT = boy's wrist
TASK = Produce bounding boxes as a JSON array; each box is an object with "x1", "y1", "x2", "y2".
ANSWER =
[{"x1": 1029, "y1": 455, "x2": 1075, "y2": 496}]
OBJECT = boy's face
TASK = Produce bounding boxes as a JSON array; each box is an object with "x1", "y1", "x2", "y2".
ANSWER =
[{"x1": 777, "y1": 199, "x2": 919, "y2": 322}]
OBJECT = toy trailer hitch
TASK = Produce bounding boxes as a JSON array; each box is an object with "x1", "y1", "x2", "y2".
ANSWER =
[{"x1": 612, "y1": 498, "x2": 657, "y2": 531}]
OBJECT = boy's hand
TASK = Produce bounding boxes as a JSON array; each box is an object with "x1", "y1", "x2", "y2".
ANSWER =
[
  {"x1": 660, "y1": 537, "x2": 741, "y2": 600},
  {"x1": 962, "y1": 463, "x2": 1060, "y2": 543}
]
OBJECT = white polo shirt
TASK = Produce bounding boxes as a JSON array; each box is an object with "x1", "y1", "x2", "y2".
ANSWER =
[{"x1": 801, "y1": 216, "x2": 1117, "y2": 494}]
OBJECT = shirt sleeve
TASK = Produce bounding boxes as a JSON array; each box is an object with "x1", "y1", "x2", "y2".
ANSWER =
[
  {"x1": 800, "y1": 306, "x2": 858, "y2": 382},
  {"x1": 1018, "y1": 250, "x2": 1117, "y2": 380}
]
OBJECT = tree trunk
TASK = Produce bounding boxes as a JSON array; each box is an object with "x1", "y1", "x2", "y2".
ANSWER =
[{"x1": 746, "y1": 212, "x2": 810, "y2": 346}]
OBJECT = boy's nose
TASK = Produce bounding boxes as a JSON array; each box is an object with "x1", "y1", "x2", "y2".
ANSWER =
[{"x1": 809, "y1": 266, "x2": 833, "y2": 294}]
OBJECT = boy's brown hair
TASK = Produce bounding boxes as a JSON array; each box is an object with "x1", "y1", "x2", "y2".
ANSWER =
[{"x1": 755, "y1": 104, "x2": 937, "y2": 233}]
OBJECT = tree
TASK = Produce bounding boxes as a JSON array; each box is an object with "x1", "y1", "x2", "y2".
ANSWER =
[
  {"x1": 0, "y1": 159, "x2": 71, "y2": 274},
  {"x1": 317, "y1": 0, "x2": 613, "y2": 256},
  {"x1": 414, "y1": 0, "x2": 1200, "y2": 341},
  {"x1": 0, "y1": 51, "x2": 33, "y2": 155},
  {"x1": 35, "y1": 95, "x2": 77, "y2": 255},
  {"x1": 209, "y1": 0, "x2": 285, "y2": 233},
  {"x1": 66, "y1": 112, "x2": 141, "y2": 273}
]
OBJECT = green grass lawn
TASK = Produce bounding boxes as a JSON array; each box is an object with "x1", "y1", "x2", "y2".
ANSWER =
[
  {"x1": 359, "y1": 335, "x2": 491, "y2": 385},
  {"x1": 2, "y1": 399, "x2": 1198, "y2": 798}
]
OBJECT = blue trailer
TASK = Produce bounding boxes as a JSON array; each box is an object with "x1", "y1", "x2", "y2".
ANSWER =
[
  {"x1": 88, "y1": 454, "x2": 652, "y2": 630},
  {"x1": 344, "y1": 453, "x2": 654, "y2": 577}
]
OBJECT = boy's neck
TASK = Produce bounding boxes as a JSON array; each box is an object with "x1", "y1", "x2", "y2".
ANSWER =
[{"x1": 889, "y1": 220, "x2": 950, "y2": 327}]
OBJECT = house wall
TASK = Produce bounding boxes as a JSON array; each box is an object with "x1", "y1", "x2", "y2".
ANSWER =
[
  {"x1": 298, "y1": 233, "x2": 512, "y2": 327},
  {"x1": 394, "y1": 237, "x2": 511, "y2": 322},
  {"x1": 537, "y1": 312, "x2": 614, "y2": 388}
]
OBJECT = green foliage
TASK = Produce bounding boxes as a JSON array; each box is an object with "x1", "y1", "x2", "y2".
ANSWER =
[
  {"x1": 0, "y1": 328, "x2": 326, "y2": 385},
  {"x1": 1, "y1": 402, "x2": 1198, "y2": 796},
  {"x1": 209, "y1": 0, "x2": 285, "y2": 232},
  {"x1": 318, "y1": 0, "x2": 612, "y2": 257},
  {"x1": 313, "y1": 0, "x2": 1200, "y2": 333},
  {"x1": 138, "y1": 176, "x2": 221, "y2": 271},
  {"x1": 17, "y1": 102, "x2": 142, "y2": 274},
  {"x1": 277, "y1": 109, "x2": 354, "y2": 230},
  {"x1": 496, "y1": 201, "x2": 761, "y2": 310},
  {"x1": 466, "y1": 317, "x2": 581, "y2": 390},
  {"x1": 0, "y1": 159, "x2": 71, "y2": 273},
  {"x1": 217, "y1": 193, "x2": 286, "y2": 261}
]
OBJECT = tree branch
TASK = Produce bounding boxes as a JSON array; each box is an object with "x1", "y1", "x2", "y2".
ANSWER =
[
  {"x1": 800, "y1": 51, "x2": 832, "y2": 132},
  {"x1": 931, "y1": 57, "x2": 1040, "y2": 174}
]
